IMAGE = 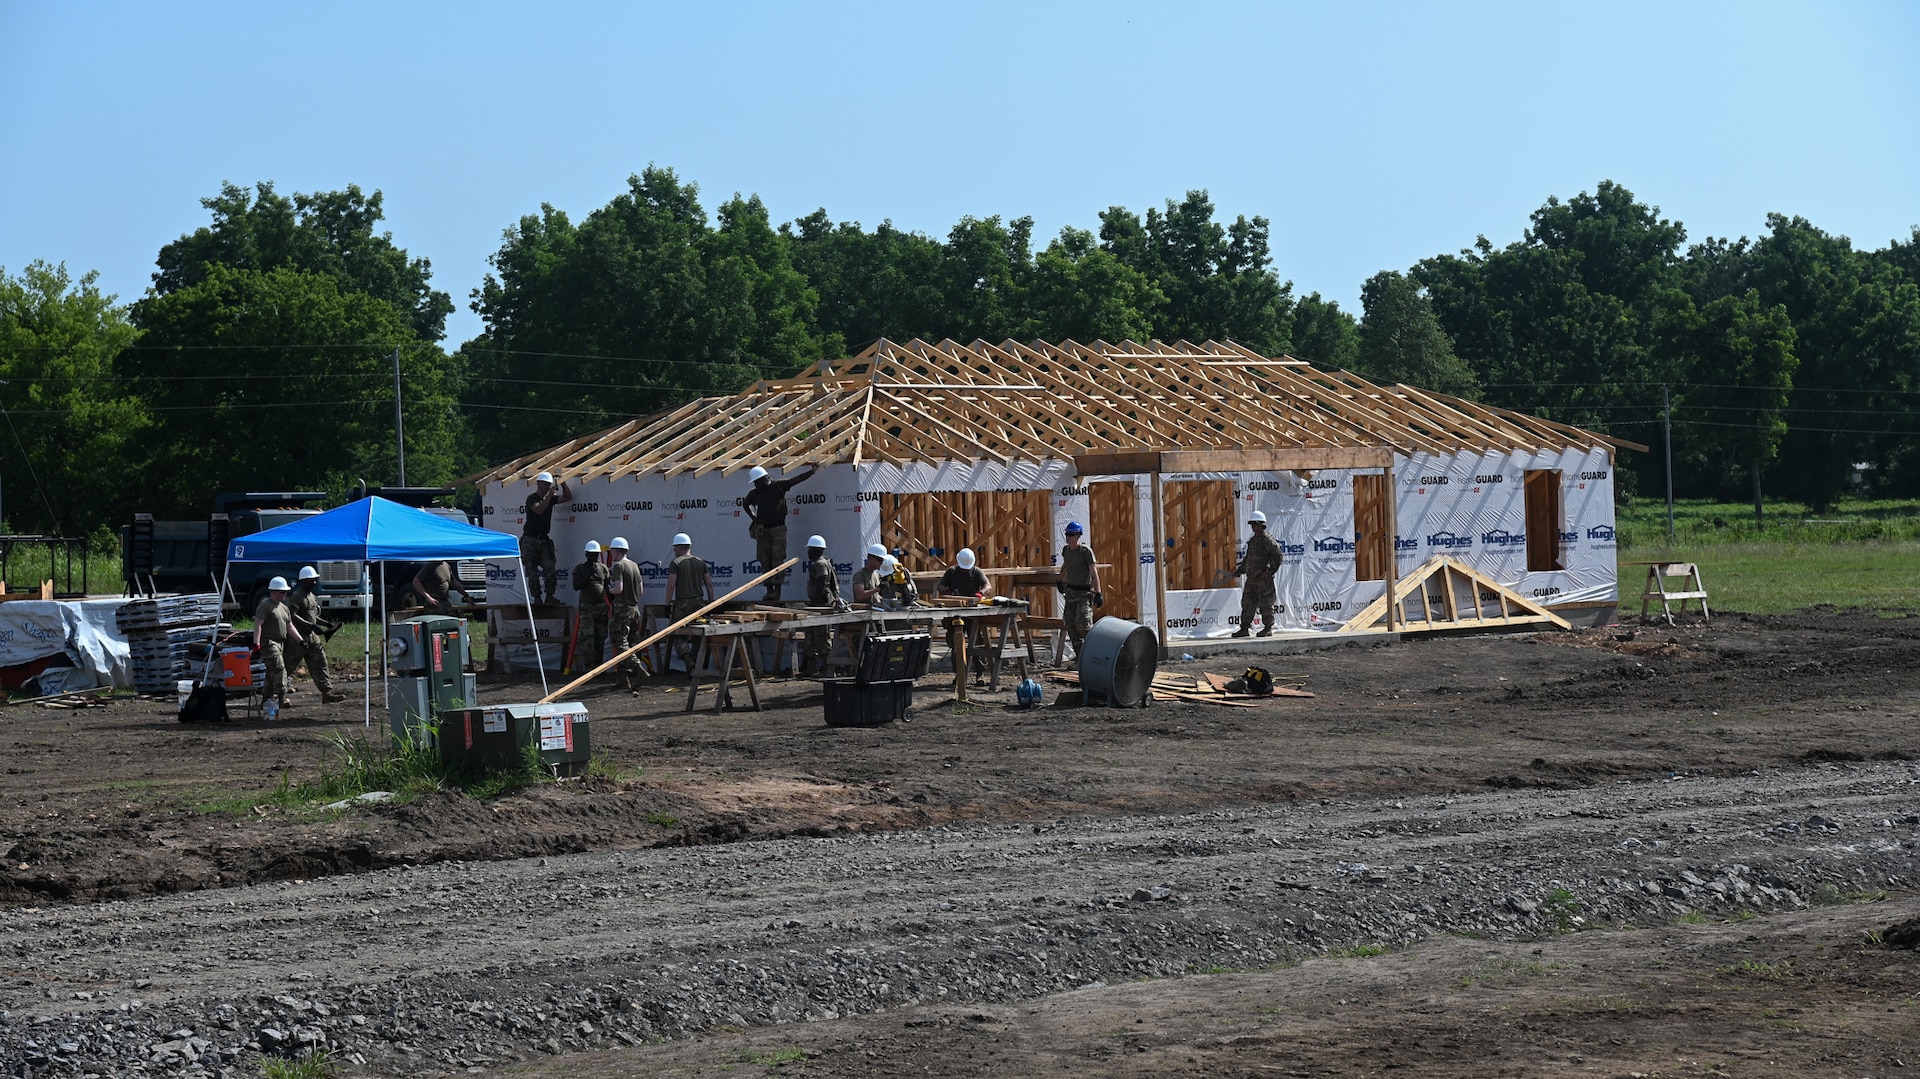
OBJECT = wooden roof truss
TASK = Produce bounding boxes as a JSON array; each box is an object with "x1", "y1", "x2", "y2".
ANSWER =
[{"x1": 469, "y1": 337, "x2": 1641, "y2": 485}]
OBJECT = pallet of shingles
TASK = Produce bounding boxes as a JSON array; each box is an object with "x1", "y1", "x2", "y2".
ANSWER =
[{"x1": 116, "y1": 594, "x2": 222, "y2": 632}]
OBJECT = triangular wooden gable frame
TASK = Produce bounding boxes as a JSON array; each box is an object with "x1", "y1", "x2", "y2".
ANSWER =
[{"x1": 1339, "y1": 556, "x2": 1572, "y2": 634}]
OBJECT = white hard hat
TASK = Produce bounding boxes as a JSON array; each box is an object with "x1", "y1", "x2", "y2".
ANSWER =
[
  {"x1": 747, "y1": 466, "x2": 769, "y2": 483},
  {"x1": 610, "y1": 536, "x2": 631, "y2": 550},
  {"x1": 880, "y1": 555, "x2": 897, "y2": 572},
  {"x1": 806, "y1": 534, "x2": 826, "y2": 549},
  {"x1": 535, "y1": 471, "x2": 553, "y2": 483},
  {"x1": 1249, "y1": 510, "x2": 1268, "y2": 524},
  {"x1": 584, "y1": 540, "x2": 602, "y2": 553},
  {"x1": 671, "y1": 532, "x2": 691, "y2": 547},
  {"x1": 956, "y1": 548, "x2": 976, "y2": 569},
  {"x1": 866, "y1": 543, "x2": 888, "y2": 559},
  {"x1": 297, "y1": 565, "x2": 318, "y2": 581},
  {"x1": 268, "y1": 576, "x2": 291, "y2": 591}
]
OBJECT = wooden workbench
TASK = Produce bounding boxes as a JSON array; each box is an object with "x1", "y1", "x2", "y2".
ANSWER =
[{"x1": 670, "y1": 603, "x2": 1030, "y2": 712}]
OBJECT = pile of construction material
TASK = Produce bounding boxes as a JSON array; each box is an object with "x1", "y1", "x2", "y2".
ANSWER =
[
  {"x1": 1050, "y1": 669, "x2": 1313, "y2": 708},
  {"x1": 117, "y1": 593, "x2": 224, "y2": 694}
]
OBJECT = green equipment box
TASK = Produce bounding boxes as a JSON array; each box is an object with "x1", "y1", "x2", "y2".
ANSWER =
[{"x1": 437, "y1": 702, "x2": 591, "y2": 777}]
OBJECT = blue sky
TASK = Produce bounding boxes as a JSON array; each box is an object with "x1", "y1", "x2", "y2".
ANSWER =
[{"x1": 3, "y1": 1, "x2": 1915, "y2": 346}]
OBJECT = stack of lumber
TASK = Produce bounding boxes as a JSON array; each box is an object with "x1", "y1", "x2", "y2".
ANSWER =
[
  {"x1": 704, "y1": 605, "x2": 808, "y2": 625},
  {"x1": 117, "y1": 593, "x2": 223, "y2": 693},
  {"x1": 1048, "y1": 669, "x2": 1313, "y2": 708}
]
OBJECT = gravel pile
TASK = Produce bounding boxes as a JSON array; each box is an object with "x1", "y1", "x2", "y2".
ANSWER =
[{"x1": 5, "y1": 760, "x2": 1917, "y2": 1077}]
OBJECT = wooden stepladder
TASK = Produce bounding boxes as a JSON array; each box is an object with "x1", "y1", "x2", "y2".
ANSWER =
[{"x1": 1636, "y1": 562, "x2": 1710, "y2": 626}]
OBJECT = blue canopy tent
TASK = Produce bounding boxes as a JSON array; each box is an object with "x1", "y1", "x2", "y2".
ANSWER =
[{"x1": 215, "y1": 497, "x2": 540, "y2": 725}]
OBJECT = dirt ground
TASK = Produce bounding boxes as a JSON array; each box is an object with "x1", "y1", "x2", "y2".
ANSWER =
[
  {"x1": 504, "y1": 898, "x2": 1920, "y2": 1079},
  {"x1": 4, "y1": 609, "x2": 1916, "y2": 909},
  {"x1": 5, "y1": 610, "x2": 1920, "y2": 1077}
]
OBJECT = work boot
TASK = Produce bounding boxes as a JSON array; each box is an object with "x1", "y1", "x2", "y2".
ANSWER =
[
  {"x1": 1257, "y1": 624, "x2": 1273, "y2": 637},
  {"x1": 321, "y1": 690, "x2": 347, "y2": 704},
  {"x1": 1231, "y1": 628, "x2": 1251, "y2": 638},
  {"x1": 276, "y1": 697, "x2": 293, "y2": 710}
]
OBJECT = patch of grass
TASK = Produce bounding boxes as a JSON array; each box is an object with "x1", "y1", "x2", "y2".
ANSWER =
[
  {"x1": 261, "y1": 1049, "x2": 337, "y2": 1079},
  {"x1": 1542, "y1": 886, "x2": 1585, "y2": 933},
  {"x1": 1618, "y1": 539, "x2": 1920, "y2": 615},
  {"x1": 1716, "y1": 958, "x2": 1791, "y2": 981},
  {"x1": 645, "y1": 811, "x2": 680, "y2": 827},
  {"x1": 743, "y1": 1046, "x2": 807, "y2": 1068},
  {"x1": 1679, "y1": 910, "x2": 1710, "y2": 925},
  {"x1": 1326, "y1": 943, "x2": 1390, "y2": 958},
  {"x1": 587, "y1": 749, "x2": 638, "y2": 781},
  {"x1": 1617, "y1": 496, "x2": 1920, "y2": 550},
  {"x1": 1810, "y1": 883, "x2": 1889, "y2": 906}
]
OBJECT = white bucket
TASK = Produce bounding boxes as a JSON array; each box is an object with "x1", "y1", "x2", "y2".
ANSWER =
[{"x1": 176, "y1": 679, "x2": 195, "y2": 706}]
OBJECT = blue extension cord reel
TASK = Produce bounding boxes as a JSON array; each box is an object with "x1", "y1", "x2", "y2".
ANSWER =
[{"x1": 1015, "y1": 677, "x2": 1044, "y2": 709}]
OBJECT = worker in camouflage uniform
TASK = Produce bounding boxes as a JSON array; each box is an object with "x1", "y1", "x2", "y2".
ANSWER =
[
  {"x1": 1232, "y1": 509, "x2": 1284, "y2": 638},
  {"x1": 742, "y1": 465, "x2": 817, "y2": 602},
  {"x1": 1056, "y1": 521, "x2": 1103, "y2": 660},
  {"x1": 253, "y1": 576, "x2": 302, "y2": 715},
  {"x1": 802, "y1": 535, "x2": 845, "y2": 675},
  {"x1": 605, "y1": 537, "x2": 643, "y2": 691},
  {"x1": 571, "y1": 540, "x2": 610, "y2": 673},
  {"x1": 663, "y1": 532, "x2": 717, "y2": 673},
  {"x1": 287, "y1": 566, "x2": 346, "y2": 703},
  {"x1": 520, "y1": 470, "x2": 572, "y2": 605}
]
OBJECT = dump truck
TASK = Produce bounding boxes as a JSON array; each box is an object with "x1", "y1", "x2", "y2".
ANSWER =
[
  {"x1": 123, "y1": 492, "x2": 328, "y2": 612},
  {"x1": 314, "y1": 485, "x2": 489, "y2": 612}
]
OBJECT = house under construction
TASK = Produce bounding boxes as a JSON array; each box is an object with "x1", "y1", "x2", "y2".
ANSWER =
[{"x1": 470, "y1": 338, "x2": 1642, "y2": 644}]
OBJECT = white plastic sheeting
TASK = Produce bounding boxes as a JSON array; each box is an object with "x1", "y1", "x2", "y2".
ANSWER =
[
  {"x1": 480, "y1": 448, "x2": 1617, "y2": 640},
  {"x1": 0, "y1": 599, "x2": 132, "y2": 690}
]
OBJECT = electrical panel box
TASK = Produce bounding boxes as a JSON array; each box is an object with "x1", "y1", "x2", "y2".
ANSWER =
[
  {"x1": 437, "y1": 702, "x2": 591, "y2": 777},
  {"x1": 388, "y1": 672, "x2": 478, "y2": 746}
]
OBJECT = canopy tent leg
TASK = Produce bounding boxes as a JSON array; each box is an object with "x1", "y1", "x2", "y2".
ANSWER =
[
  {"x1": 362, "y1": 579, "x2": 372, "y2": 728},
  {"x1": 199, "y1": 566, "x2": 234, "y2": 685},
  {"x1": 526, "y1": 589, "x2": 548, "y2": 698},
  {"x1": 379, "y1": 563, "x2": 388, "y2": 736}
]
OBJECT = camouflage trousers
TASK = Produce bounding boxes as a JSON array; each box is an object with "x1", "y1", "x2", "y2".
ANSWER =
[
  {"x1": 608, "y1": 604, "x2": 641, "y2": 679},
  {"x1": 519, "y1": 534, "x2": 558, "y2": 601},
  {"x1": 575, "y1": 604, "x2": 608, "y2": 672},
  {"x1": 261, "y1": 641, "x2": 288, "y2": 704},
  {"x1": 756, "y1": 525, "x2": 788, "y2": 600},
  {"x1": 293, "y1": 635, "x2": 332, "y2": 693},
  {"x1": 1063, "y1": 587, "x2": 1095, "y2": 657},
  {"x1": 1240, "y1": 576, "x2": 1278, "y2": 631}
]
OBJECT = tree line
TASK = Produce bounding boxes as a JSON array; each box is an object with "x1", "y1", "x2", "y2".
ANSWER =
[{"x1": 2, "y1": 170, "x2": 1916, "y2": 538}]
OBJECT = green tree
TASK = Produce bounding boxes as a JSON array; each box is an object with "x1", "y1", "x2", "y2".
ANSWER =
[
  {"x1": 1288, "y1": 291, "x2": 1360, "y2": 369},
  {"x1": 124, "y1": 265, "x2": 462, "y2": 518},
  {"x1": 1098, "y1": 191, "x2": 1294, "y2": 352},
  {"x1": 1024, "y1": 227, "x2": 1163, "y2": 343},
  {"x1": 1356, "y1": 271, "x2": 1478, "y2": 395},
  {"x1": 154, "y1": 181, "x2": 454, "y2": 341},
  {"x1": 783, "y1": 211, "x2": 947, "y2": 350},
  {"x1": 462, "y1": 167, "x2": 825, "y2": 463},
  {"x1": 0, "y1": 262, "x2": 149, "y2": 535},
  {"x1": 1738, "y1": 215, "x2": 1920, "y2": 510},
  {"x1": 1656, "y1": 288, "x2": 1797, "y2": 498}
]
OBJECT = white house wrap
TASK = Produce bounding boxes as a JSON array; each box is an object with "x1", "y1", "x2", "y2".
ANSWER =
[{"x1": 470, "y1": 338, "x2": 1641, "y2": 645}]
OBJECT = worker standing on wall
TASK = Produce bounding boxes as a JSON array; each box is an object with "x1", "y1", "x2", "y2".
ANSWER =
[
  {"x1": 663, "y1": 532, "x2": 717, "y2": 672},
  {"x1": 1232, "y1": 509, "x2": 1284, "y2": 638},
  {"x1": 605, "y1": 537, "x2": 644, "y2": 692},
  {"x1": 287, "y1": 566, "x2": 346, "y2": 704},
  {"x1": 521, "y1": 470, "x2": 572, "y2": 605},
  {"x1": 572, "y1": 540, "x2": 611, "y2": 673},
  {"x1": 939, "y1": 547, "x2": 991, "y2": 683},
  {"x1": 253, "y1": 576, "x2": 302, "y2": 716},
  {"x1": 802, "y1": 534, "x2": 846, "y2": 675},
  {"x1": 1057, "y1": 521, "x2": 1103, "y2": 660},
  {"x1": 742, "y1": 465, "x2": 817, "y2": 602}
]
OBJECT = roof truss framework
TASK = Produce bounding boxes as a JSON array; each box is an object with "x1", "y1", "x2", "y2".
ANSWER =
[{"x1": 469, "y1": 338, "x2": 1644, "y2": 485}]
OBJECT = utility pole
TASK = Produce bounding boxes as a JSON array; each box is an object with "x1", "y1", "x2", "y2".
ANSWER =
[
  {"x1": 1658, "y1": 382, "x2": 1674, "y2": 541},
  {"x1": 392, "y1": 347, "x2": 407, "y2": 486}
]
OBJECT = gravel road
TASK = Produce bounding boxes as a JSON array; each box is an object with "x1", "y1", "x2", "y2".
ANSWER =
[{"x1": 5, "y1": 758, "x2": 1917, "y2": 1077}]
